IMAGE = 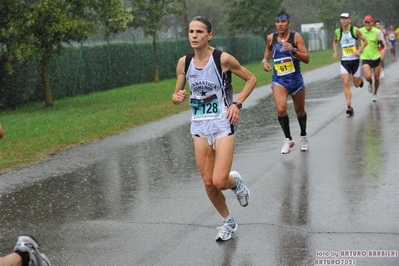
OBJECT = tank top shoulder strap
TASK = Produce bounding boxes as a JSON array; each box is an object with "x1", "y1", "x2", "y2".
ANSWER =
[
  {"x1": 184, "y1": 52, "x2": 194, "y2": 74},
  {"x1": 271, "y1": 32, "x2": 279, "y2": 47},
  {"x1": 288, "y1": 30, "x2": 296, "y2": 47}
]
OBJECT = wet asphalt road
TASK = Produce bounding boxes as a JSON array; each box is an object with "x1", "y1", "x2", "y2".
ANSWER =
[{"x1": 0, "y1": 59, "x2": 398, "y2": 266}]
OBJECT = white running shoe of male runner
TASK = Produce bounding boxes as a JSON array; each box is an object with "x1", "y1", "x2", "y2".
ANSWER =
[
  {"x1": 281, "y1": 138, "x2": 295, "y2": 154},
  {"x1": 300, "y1": 135, "x2": 309, "y2": 151}
]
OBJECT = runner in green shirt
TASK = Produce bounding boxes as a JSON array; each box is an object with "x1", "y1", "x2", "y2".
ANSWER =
[{"x1": 359, "y1": 15, "x2": 384, "y2": 102}]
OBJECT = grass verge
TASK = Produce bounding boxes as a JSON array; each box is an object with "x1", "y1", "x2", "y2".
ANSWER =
[{"x1": 0, "y1": 49, "x2": 335, "y2": 173}]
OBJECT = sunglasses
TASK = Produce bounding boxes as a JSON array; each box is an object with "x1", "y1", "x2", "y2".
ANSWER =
[{"x1": 364, "y1": 21, "x2": 372, "y2": 24}]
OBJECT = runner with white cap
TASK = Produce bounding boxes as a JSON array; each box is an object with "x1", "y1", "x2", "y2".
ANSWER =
[{"x1": 333, "y1": 12, "x2": 368, "y2": 115}]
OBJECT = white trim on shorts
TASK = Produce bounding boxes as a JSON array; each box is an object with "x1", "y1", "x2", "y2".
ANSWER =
[
  {"x1": 340, "y1": 62, "x2": 361, "y2": 77},
  {"x1": 272, "y1": 82, "x2": 304, "y2": 96}
]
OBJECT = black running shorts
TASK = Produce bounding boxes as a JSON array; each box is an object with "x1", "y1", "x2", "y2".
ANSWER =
[
  {"x1": 362, "y1": 58, "x2": 381, "y2": 69},
  {"x1": 341, "y1": 59, "x2": 360, "y2": 75}
]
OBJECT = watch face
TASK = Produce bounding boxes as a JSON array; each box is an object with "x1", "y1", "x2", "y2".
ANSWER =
[{"x1": 232, "y1": 102, "x2": 242, "y2": 109}]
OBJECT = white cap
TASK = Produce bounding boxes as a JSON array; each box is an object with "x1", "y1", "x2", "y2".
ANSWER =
[{"x1": 340, "y1": 13, "x2": 350, "y2": 18}]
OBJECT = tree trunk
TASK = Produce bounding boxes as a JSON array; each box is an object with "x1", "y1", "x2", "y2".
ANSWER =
[
  {"x1": 182, "y1": 1, "x2": 189, "y2": 38},
  {"x1": 152, "y1": 34, "x2": 159, "y2": 83},
  {"x1": 41, "y1": 57, "x2": 53, "y2": 106}
]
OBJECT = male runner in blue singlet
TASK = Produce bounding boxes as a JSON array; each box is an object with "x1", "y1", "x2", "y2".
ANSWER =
[{"x1": 263, "y1": 11, "x2": 310, "y2": 154}]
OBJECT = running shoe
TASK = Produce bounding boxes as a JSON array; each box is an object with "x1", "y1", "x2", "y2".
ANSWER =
[
  {"x1": 373, "y1": 94, "x2": 378, "y2": 102},
  {"x1": 346, "y1": 106, "x2": 354, "y2": 116},
  {"x1": 215, "y1": 217, "x2": 237, "y2": 241},
  {"x1": 368, "y1": 80, "x2": 373, "y2": 93},
  {"x1": 14, "y1": 234, "x2": 51, "y2": 266},
  {"x1": 281, "y1": 138, "x2": 295, "y2": 154},
  {"x1": 380, "y1": 69, "x2": 385, "y2": 78},
  {"x1": 359, "y1": 79, "x2": 364, "y2": 88},
  {"x1": 299, "y1": 135, "x2": 309, "y2": 151},
  {"x1": 230, "y1": 171, "x2": 250, "y2": 207}
]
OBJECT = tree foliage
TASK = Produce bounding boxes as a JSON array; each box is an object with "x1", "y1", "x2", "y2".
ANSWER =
[
  {"x1": 91, "y1": 0, "x2": 133, "y2": 40},
  {"x1": 282, "y1": 0, "x2": 319, "y2": 30},
  {"x1": 185, "y1": 0, "x2": 227, "y2": 36},
  {"x1": 223, "y1": 0, "x2": 283, "y2": 40},
  {"x1": 129, "y1": 0, "x2": 185, "y2": 83},
  {"x1": 2, "y1": 0, "x2": 399, "y2": 107},
  {"x1": 0, "y1": 0, "x2": 133, "y2": 106},
  {"x1": 315, "y1": 0, "x2": 341, "y2": 31},
  {"x1": 314, "y1": 0, "x2": 399, "y2": 30},
  {"x1": 0, "y1": 1, "x2": 30, "y2": 70},
  {"x1": 281, "y1": 0, "x2": 399, "y2": 32}
]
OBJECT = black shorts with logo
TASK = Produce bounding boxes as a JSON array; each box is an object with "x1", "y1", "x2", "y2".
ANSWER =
[
  {"x1": 341, "y1": 59, "x2": 360, "y2": 75},
  {"x1": 362, "y1": 58, "x2": 381, "y2": 69}
]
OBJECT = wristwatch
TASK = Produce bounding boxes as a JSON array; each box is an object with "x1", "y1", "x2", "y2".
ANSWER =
[
  {"x1": 232, "y1": 102, "x2": 242, "y2": 109},
  {"x1": 292, "y1": 48, "x2": 298, "y2": 55}
]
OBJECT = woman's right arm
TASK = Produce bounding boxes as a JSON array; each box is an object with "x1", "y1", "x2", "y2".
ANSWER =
[{"x1": 172, "y1": 56, "x2": 188, "y2": 105}]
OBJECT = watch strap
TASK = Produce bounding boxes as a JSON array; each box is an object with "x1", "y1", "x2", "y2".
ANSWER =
[{"x1": 232, "y1": 102, "x2": 242, "y2": 109}]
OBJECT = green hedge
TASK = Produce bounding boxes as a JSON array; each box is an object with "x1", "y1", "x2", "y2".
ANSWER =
[{"x1": 0, "y1": 35, "x2": 265, "y2": 110}]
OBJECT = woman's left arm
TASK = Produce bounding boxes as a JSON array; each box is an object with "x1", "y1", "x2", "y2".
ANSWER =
[
  {"x1": 222, "y1": 52, "x2": 257, "y2": 104},
  {"x1": 221, "y1": 52, "x2": 257, "y2": 124}
]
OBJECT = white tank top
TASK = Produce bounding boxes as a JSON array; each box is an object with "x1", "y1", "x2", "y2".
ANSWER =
[
  {"x1": 388, "y1": 31, "x2": 396, "y2": 41},
  {"x1": 185, "y1": 53, "x2": 234, "y2": 135},
  {"x1": 340, "y1": 30, "x2": 359, "y2": 61}
]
